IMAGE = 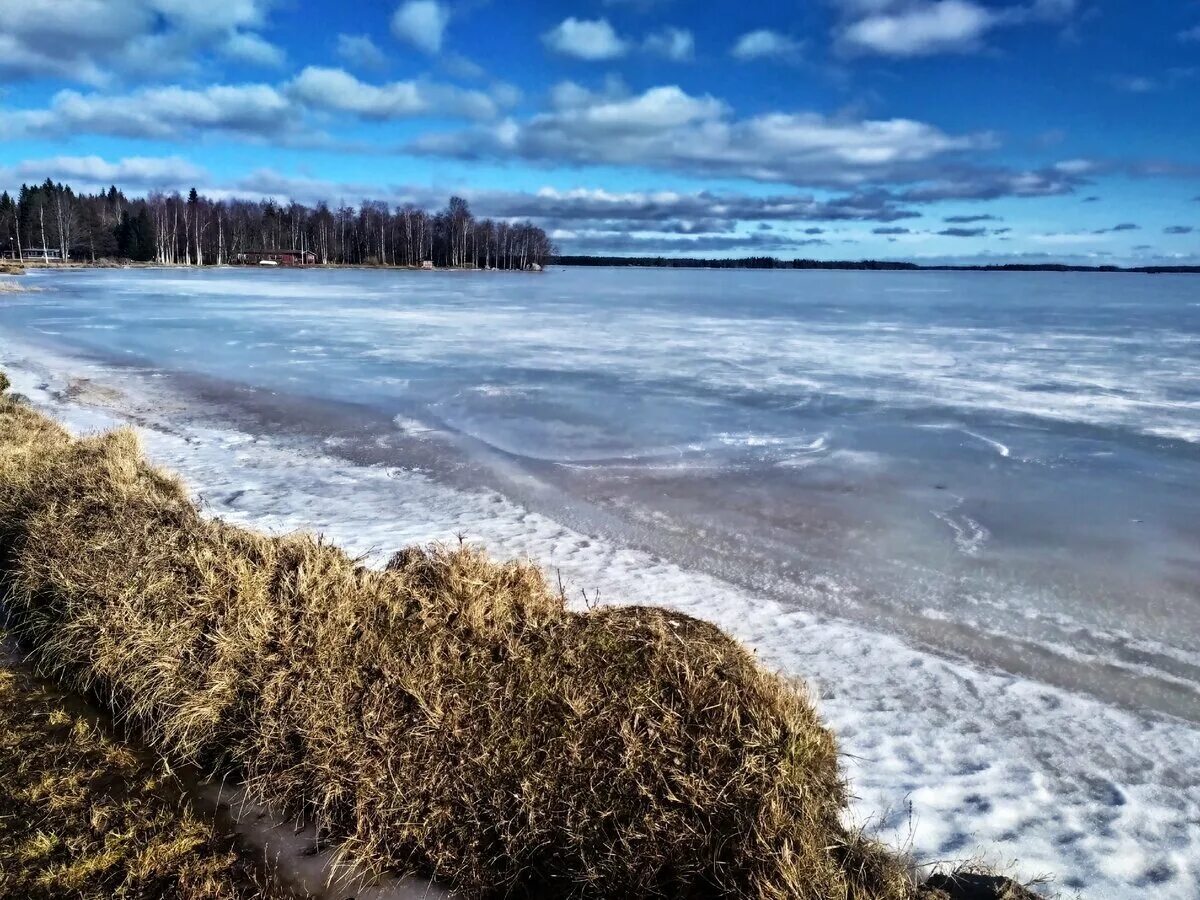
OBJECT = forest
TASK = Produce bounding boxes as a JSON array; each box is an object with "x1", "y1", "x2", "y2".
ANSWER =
[{"x1": 0, "y1": 180, "x2": 555, "y2": 270}]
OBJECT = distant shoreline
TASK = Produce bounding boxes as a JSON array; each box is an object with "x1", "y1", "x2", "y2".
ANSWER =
[
  {"x1": 10, "y1": 257, "x2": 1198, "y2": 275},
  {"x1": 552, "y1": 255, "x2": 1200, "y2": 274}
]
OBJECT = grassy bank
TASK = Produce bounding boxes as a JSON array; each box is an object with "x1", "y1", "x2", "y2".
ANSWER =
[
  {"x1": 0, "y1": 374, "x2": 1039, "y2": 900},
  {"x1": 0, "y1": 646, "x2": 281, "y2": 899},
  {"x1": 0, "y1": 261, "x2": 27, "y2": 287}
]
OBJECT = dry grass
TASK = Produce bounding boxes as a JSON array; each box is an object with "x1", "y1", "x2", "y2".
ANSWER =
[
  {"x1": 0, "y1": 372, "x2": 1039, "y2": 900},
  {"x1": 0, "y1": 646, "x2": 282, "y2": 899}
]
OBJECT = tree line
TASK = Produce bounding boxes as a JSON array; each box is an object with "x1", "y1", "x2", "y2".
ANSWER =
[{"x1": 0, "y1": 180, "x2": 555, "y2": 270}]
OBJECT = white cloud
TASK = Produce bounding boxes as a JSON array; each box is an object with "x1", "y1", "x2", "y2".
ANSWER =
[
  {"x1": 840, "y1": 0, "x2": 996, "y2": 56},
  {"x1": 0, "y1": 65, "x2": 509, "y2": 145},
  {"x1": 6, "y1": 84, "x2": 294, "y2": 140},
  {"x1": 835, "y1": 0, "x2": 1077, "y2": 57},
  {"x1": 0, "y1": 155, "x2": 208, "y2": 191},
  {"x1": 336, "y1": 33, "x2": 387, "y2": 69},
  {"x1": 0, "y1": 0, "x2": 281, "y2": 83},
  {"x1": 731, "y1": 30, "x2": 804, "y2": 62},
  {"x1": 288, "y1": 66, "x2": 499, "y2": 120},
  {"x1": 391, "y1": 0, "x2": 451, "y2": 54},
  {"x1": 543, "y1": 18, "x2": 628, "y2": 61},
  {"x1": 644, "y1": 27, "x2": 695, "y2": 61},
  {"x1": 1179, "y1": 24, "x2": 1200, "y2": 43},
  {"x1": 410, "y1": 81, "x2": 984, "y2": 189},
  {"x1": 222, "y1": 31, "x2": 285, "y2": 66},
  {"x1": 1053, "y1": 158, "x2": 1095, "y2": 175}
]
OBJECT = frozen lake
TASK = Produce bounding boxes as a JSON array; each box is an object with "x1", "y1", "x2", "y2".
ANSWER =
[{"x1": 2, "y1": 265, "x2": 1198, "y2": 897}]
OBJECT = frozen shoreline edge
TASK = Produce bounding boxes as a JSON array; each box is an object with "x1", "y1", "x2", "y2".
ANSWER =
[{"x1": 2, "y1": 346, "x2": 1199, "y2": 898}]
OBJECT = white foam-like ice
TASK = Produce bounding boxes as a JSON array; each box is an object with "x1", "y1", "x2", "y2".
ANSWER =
[
  {"x1": 961, "y1": 429, "x2": 1012, "y2": 459},
  {"x1": 3, "y1": 352, "x2": 1198, "y2": 899},
  {"x1": 931, "y1": 496, "x2": 991, "y2": 556}
]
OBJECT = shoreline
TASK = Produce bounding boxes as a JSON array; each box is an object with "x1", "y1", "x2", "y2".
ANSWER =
[
  {"x1": 5, "y1": 368, "x2": 1028, "y2": 899},
  {"x1": 553, "y1": 256, "x2": 1200, "y2": 274},
  {"x1": 11, "y1": 307, "x2": 1199, "y2": 732},
  {"x1": 10, "y1": 257, "x2": 1200, "y2": 274},
  {"x1": 2, "y1": 338, "x2": 1198, "y2": 898},
  {"x1": 10, "y1": 260, "x2": 546, "y2": 274}
]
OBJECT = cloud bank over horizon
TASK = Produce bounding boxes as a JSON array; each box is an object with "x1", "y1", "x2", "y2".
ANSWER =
[{"x1": 0, "y1": 0, "x2": 1196, "y2": 263}]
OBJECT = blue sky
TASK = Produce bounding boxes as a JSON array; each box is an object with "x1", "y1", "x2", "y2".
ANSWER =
[{"x1": 1, "y1": 0, "x2": 1198, "y2": 262}]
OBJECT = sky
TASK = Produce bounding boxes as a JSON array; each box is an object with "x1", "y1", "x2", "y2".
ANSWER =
[{"x1": 0, "y1": 0, "x2": 1198, "y2": 263}]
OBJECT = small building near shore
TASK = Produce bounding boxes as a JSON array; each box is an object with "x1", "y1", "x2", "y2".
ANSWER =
[
  {"x1": 235, "y1": 249, "x2": 316, "y2": 266},
  {"x1": 3, "y1": 248, "x2": 62, "y2": 261},
  {"x1": 421, "y1": 259, "x2": 434, "y2": 269}
]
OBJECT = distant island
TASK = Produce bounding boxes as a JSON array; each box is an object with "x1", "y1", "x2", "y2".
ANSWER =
[{"x1": 553, "y1": 255, "x2": 1200, "y2": 274}]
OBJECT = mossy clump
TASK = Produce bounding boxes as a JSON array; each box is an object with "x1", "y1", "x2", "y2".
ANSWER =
[{"x1": 0, "y1": 371, "x2": 1039, "y2": 899}]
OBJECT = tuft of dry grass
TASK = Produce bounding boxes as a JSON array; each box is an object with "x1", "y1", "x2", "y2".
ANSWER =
[
  {"x1": 0, "y1": 648, "x2": 282, "y2": 899},
  {"x1": 0, "y1": 372, "x2": 1041, "y2": 900}
]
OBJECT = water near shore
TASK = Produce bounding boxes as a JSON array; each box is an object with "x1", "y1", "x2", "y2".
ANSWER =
[{"x1": 2, "y1": 266, "x2": 1199, "y2": 897}]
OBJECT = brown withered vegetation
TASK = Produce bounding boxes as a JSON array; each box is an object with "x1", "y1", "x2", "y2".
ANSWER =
[
  {"x1": 0, "y1": 372, "x2": 1043, "y2": 900},
  {"x1": 0, "y1": 651, "x2": 281, "y2": 899}
]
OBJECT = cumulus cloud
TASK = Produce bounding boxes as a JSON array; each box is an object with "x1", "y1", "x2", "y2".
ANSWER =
[
  {"x1": 409, "y1": 81, "x2": 986, "y2": 190},
  {"x1": 836, "y1": 0, "x2": 1076, "y2": 58},
  {"x1": 475, "y1": 186, "x2": 922, "y2": 225},
  {"x1": 1164, "y1": 225, "x2": 1194, "y2": 235},
  {"x1": 288, "y1": 67, "x2": 500, "y2": 121},
  {"x1": 1, "y1": 67, "x2": 510, "y2": 145},
  {"x1": 0, "y1": 155, "x2": 208, "y2": 191},
  {"x1": 391, "y1": 0, "x2": 451, "y2": 54},
  {"x1": 731, "y1": 30, "x2": 804, "y2": 62},
  {"x1": 554, "y1": 232, "x2": 830, "y2": 255},
  {"x1": 2, "y1": 84, "x2": 293, "y2": 141},
  {"x1": 0, "y1": 0, "x2": 283, "y2": 84},
  {"x1": 897, "y1": 164, "x2": 1084, "y2": 200},
  {"x1": 840, "y1": 1, "x2": 997, "y2": 56},
  {"x1": 938, "y1": 226, "x2": 989, "y2": 237},
  {"x1": 1092, "y1": 222, "x2": 1139, "y2": 233},
  {"x1": 223, "y1": 31, "x2": 285, "y2": 66},
  {"x1": 644, "y1": 27, "x2": 695, "y2": 61},
  {"x1": 873, "y1": 226, "x2": 911, "y2": 234},
  {"x1": 943, "y1": 213, "x2": 1001, "y2": 222},
  {"x1": 1180, "y1": 24, "x2": 1200, "y2": 42},
  {"x1": 543, "y1": 18, "x2": 628, "y2": 60},
  {"x1": 336, "y1": 33, "x2": 387, "y2": 69}
]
